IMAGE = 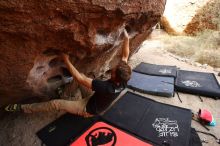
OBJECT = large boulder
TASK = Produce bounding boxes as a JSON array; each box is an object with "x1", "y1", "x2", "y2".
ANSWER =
[
  {"x1": 0, "y1": 0, "x2": 166, "y2": 107},
  {"x1": 161, "y1": 0, "x2": 212, "y2": 34},
  {"x1": 184, "y1": 0, "x2": 219, "y2": 35}
]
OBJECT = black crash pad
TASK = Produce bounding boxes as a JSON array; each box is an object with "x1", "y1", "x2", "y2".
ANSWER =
[
  {"x1": 37, "y1": 114, "x2": 98, "y2": 146},
  {"x1": 128, "y1": 72, "x2": 174, "y2": 97},
  {"x1": 189, "y1": 128, "x2": 202, "y2": 146},
  {"x1": 134, "y1": 62, "x2": 177, "y2": 77},
  {"x1": 103, "y1": 92, "x2": 192, "y2": 146},
  {"x1": 175, "y1": 70, "x2": 220, "y2": 99}
]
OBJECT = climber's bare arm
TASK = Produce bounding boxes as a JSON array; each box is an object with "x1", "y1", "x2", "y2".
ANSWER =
[
  {"x1": 121, "y1": 29, "x2": 130, "y2": 63},
  {"x1": 62, "y1": 54, "x2": 92, "y2": 89}
]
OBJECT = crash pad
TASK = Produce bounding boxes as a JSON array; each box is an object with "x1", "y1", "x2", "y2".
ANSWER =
[
  {"x1": 103, "y1": 92, "x2": 192, "y2": 146},
  {"x1": 37, "y1": 114, "x2": 98, "y2": 146},
  {"x1": 128, "y1": 71, "x2": 175, "y2": 97},
  {"x1": 175, "y1": 70, "x2": 220, "y2": 99},
  {"x1": 70, "y1": 121, "x2": 153, "y2": 146},
  {"x1": 134, "y1": 62, "x2": 177, "y2": 77}
]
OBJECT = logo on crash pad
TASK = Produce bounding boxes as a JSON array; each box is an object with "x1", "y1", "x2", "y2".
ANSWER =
[
  {"x1": 159, "y1": 69, "x2": 172, "y2": 74},
  {"x1": 85, "y1": 127, "x2": 117, "y2": 146},
  {"x1": 181, "y1": 80, "x2": 201, "y2": 88},
  {"x1": 152, "y1": 118, "x2": 179, "y2": 137}
]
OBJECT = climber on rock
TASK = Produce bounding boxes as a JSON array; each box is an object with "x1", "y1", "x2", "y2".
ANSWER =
[{"x1": 5, "y1": 29, "x2": 131, "y2": 117}]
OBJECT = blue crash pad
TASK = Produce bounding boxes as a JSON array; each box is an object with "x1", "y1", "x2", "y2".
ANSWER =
[{"x1": 128, "y1": 72, "x2": 174, "y2": 97}]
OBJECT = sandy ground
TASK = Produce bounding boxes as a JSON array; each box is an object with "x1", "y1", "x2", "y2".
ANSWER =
[{"x1": 0, "y1": 30, "x2": 220, "y2": 146}]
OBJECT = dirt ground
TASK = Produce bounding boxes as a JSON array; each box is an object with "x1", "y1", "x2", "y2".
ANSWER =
[{"x1": 0, "y1": 30, "x2": 220, "y2": 146}]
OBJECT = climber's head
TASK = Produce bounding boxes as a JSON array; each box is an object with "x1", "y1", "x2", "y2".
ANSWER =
[{"x1": 111, "y1": 61, "x2": 131, "y2": 84}]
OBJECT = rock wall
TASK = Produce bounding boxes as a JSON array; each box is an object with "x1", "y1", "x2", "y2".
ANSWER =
[
  {"x1": 0, "y1": 0, "x2": 166, "y2": 107},
  {"x1": 161, "y1": 0, "x2": 219, "y2": 35},
  {"x1": 162, "y1": 0, "x2": 210, "y2": 34},
  {"x1": 184, "y1": 0, "x2": 220, "y2": 35}
]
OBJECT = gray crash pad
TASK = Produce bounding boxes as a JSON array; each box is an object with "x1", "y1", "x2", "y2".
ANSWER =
[
  {"x1": 134, "y1": 62, "x2": 177, "y2": 78},
  {"x1": 128, "y1": 72, "x2": 174, "y2": 97}
]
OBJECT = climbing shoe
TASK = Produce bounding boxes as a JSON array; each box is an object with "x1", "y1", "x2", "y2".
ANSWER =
[{"x1": 5, "y1": 104, "x2": 22, "y2": 112}]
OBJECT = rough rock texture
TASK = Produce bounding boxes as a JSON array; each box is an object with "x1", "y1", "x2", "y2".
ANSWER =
[
  {"x1": 0, "y1": 0, "x2": 166, "y2": 107},
  {"x1": 162, "y1": 0, "x2": 210, "y2": 34},
  {"x1": 184, "y1": 0, "x2": 220, "y2": 35}
]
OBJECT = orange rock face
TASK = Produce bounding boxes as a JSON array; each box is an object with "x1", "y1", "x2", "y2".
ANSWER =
[
  {"x1": 184, "y1": 0, "x2": 219, "y2": 35},
  {"x1": 0, "y1": 0, "x2": 166, "y2": 106}
]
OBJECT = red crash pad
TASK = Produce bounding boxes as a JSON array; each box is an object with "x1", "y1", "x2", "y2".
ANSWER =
[{"x1": 70, "y1": 121, "x2": 152, "y2": 146}]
